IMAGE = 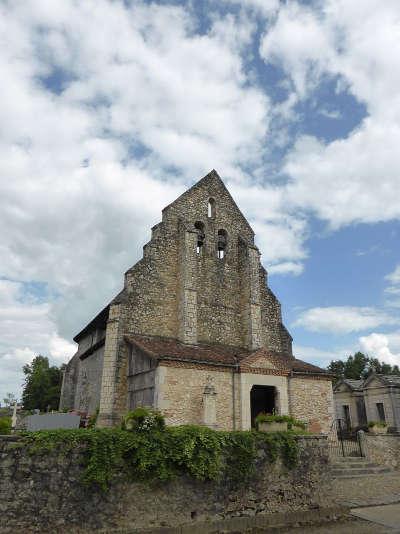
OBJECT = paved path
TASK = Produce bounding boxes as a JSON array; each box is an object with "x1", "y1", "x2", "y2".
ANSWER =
[
  {"x1": 330, "y1": 472, "x2": 400, "y2": 508},
  {"x1": 351, "y1": 503, "x2": 400, "y2": 530},
  {"x1": 285, "y1": 472, "x2": 400, "y2": 533}
]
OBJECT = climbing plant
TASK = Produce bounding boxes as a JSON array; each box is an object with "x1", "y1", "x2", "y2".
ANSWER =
[{"x1": 21, "y1": 425, "x2": 299, "y2": 491}]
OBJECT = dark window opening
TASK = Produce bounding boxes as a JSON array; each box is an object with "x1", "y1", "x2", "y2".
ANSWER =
[
  {"x1": 343, "y1": 405, "x2": 351, "y2": 430},
  {"x1": 194, "y1": 221, "x2": 205, "y2": 254},
  {"x1": 208, "y1": 198, "x2": 216, "y2": 218},
  {"x1": 376, "y1": 402, "x2": 386, "y2": 422},
  {"x1": 356, "y1": 398, "x2": 367, "y2": 426},
  {"x1": 217, "y1": 229, "x2": 227, "y2": 259},
  {"x1": 250, "y1": 385, "x2": 276, "y2": 428}
]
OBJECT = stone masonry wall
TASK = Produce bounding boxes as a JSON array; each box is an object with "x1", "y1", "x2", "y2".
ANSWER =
[
  {"x1": 0, "y1": 435, "x2": 330, "y2": 533},
  {"x1": 156, "y1": 364, "x2": 240, "y2": 430},
  {"x1": 363, "y1": 434, "x2": 400, "y2": 470},
  {"x1": 289, "y1": 377, "x2": 334, "y2": 434},
  {"x1": 122, "y1": 170, "x2": 293, "y2": 352}
]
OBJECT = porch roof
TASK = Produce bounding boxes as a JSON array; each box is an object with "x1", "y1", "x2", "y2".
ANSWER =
[{"x1": 124, "y1": 334, "x2": 330, "y2": 376}]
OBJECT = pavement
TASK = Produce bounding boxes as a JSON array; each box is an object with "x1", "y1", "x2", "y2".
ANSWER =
[
  {"x1": 351, "y1": 503, "x2": 400, "y2": 531},
  {"x1": 283, "y1": 471, "x2": 400, "y2": 533}
]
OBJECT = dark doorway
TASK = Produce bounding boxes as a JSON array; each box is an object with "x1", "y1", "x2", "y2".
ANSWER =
[
  {"x1": 250, "y1": 385, "x2": 276, "y2": 428},
  {"x1": 343, "y1": 405, "x2": 351, "y2": 430},
  {"x1": 356, "y1": 398, "x2": 367, "y2": 426}
]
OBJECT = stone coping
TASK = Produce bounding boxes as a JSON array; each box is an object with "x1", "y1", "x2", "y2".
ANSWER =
[
  {"x1": 365, "y1": 433, "x2": 400, "y2": 438},
  {"x1": 0, "y1": 432, "x2": 328, "y2": 441},
  {"x1": 294, "y1": 434, "x2": 328, "y2": 440},
  {"x1": 106, "y1": 506, "x2": 348, "y2": 534}
]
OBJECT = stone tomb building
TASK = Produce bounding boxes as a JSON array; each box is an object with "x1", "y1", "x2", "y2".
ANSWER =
[
  {"x1": 60, "y1": 170, "x2": 334, "y2": 432},
  {"x1": 334, "y1": 374, "x2": 400, "y2": 432}
]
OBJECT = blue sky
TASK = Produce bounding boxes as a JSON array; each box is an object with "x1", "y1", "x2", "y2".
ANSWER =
[{"x1": 1, "y1": 0, "x2": 400, "y2": 402}]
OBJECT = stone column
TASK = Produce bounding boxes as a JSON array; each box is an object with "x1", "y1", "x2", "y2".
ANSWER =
[
  {"x1": 178, "y1": 224, "x2": 198, "y2": 344},
  {"x1": 240, "y1": 243, "x2": 262, "y2": 350},
  {"x1": 202, "y1": 377, "x2": 217, "y2": 428},
  {"x1": 97, "y1": 303, "x2": 122, "y2": 427}
]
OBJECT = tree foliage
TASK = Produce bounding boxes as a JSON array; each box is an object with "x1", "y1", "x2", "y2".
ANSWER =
[
  {"x1": 327, "y1": 351, "x2": 400, "y2": 381},
  {"x1": 22, "y1": 355, "x2": 64, "y2": 411}
]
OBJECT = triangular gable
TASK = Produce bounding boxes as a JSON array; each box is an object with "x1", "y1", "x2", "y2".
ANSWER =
[
  {"x1": 240, "y1": 349, "x2": 290, "y2": 372},
  {"x1": 163, "y1": 170, "x2": 255, "y2": 238},
  {"x1": 364, "y1": 374, "x2": 387, "y2": 388},
  {"x1": 333, "y1": 380, "x2": 353, "y2": 393}
]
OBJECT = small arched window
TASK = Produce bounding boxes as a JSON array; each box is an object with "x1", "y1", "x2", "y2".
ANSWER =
[
  {"x1": 194, "y1": 221, "x2": 205, "y2": 254},
  {"x1": 217, "y1": 229, "x2": 227, "y2": 259},
  {"x1": 208, "y1": 198, "x2": 216, "y2": 218}
]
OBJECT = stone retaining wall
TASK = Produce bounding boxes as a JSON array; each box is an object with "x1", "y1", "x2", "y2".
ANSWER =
[
  {"x1": 0, "y1": 435, "x2": 331, "y2": 533},
  {"x1": 363, "y1": 433, "x2": 400, "y2": 469}
]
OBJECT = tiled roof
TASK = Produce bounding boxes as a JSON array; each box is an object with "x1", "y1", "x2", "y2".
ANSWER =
[
  {"x1": 125, "y1": 334, "x2": 330, "y2": 376},
  {"x1": 380, "y1": 375, "x2": 400, "y2": 386},
  {"x1": 343, "y1": 379, "x2": 364, "y2": 390},
  {"x1": 125, "y1": 334, "x2": 248, "y2": 365},
  {"x1": 290, "y1": 358, "x2": 329, "y2": 374}
]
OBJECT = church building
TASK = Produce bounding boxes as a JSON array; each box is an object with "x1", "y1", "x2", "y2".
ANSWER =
[{"x1": 60, "y1": 170, "x2": 334, "y2": 432}]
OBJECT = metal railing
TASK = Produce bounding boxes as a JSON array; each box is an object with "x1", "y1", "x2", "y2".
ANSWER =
[{"x1": 328, "y1": 418, "x2": 364, "y2": 458}]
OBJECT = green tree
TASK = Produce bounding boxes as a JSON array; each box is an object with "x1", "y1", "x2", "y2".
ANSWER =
[
  {"x1": 327, "y1": 359, "x2": 345, "y2": 379},
  {"x1": 22, "y1": 356, "x2": 63, "y2": 411},
  {"x1": 328, "y1": 351, "x2": 400, "y2": 381},
  {"x1": 344, "y1": 351, "x2": 369, "y2": 379}
]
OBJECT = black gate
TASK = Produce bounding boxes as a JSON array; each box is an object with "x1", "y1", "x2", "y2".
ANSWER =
[{"x1": 328, "y1": 419, "x2": 364, "y2": 457}]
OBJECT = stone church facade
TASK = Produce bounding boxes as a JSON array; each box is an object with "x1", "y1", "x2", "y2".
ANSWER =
[{"x1": 60, "y1": 170, "x2": 334, "y2": 432}]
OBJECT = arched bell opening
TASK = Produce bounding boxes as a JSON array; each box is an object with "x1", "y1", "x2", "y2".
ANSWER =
[
  {"x1": 217, "y1": 229, "x2": 227, "y2": 259},
  {"x1": 194, "y1": 221, "x2": 205, "y2": 254}
]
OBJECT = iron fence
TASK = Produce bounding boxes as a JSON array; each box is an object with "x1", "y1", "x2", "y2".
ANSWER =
[{"x1": 328, "y1": 418, "x2": 364, "y2": 458}]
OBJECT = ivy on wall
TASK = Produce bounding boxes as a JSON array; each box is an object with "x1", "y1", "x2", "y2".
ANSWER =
[{"x1": 21, "y1": 425, "x2": 300, "y2": 490}]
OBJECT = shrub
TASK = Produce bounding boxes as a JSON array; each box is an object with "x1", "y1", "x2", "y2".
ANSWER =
[
  {"x1": 121, "y1": 407, "x2": 165, "y2": 432},
  {"x1": 0, "y1": 417, "x2": 12, "y2": 435},
  {"x1": 87, "y1": 408, "x2": 99, "y2": 429},
  {"x1": 368, "y1": 420, "x2": 387, "y2": 428}
]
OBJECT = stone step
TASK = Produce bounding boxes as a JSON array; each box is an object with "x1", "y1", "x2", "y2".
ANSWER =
[
  {"x1": 332, "y1": 466, "x2": 392, "y2": 477},
  {"x1": 332, "y1": 456, "x2": 366, "y2": 461},
  {"x1": 331, "y1": 462, "x2": 377, "y2": 469}
]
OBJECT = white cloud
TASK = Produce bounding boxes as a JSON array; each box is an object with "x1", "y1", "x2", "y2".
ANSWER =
[
  {"x1": 260, "y1": 3, "x2": 333, "y2": 98},
  {"x1": 293, "y1": 343, "x2": 346, "y2": 368},
  {"x1": 260, "y1": 0, "x2": 400, "y2": 229},
  {"x1": 359, "y1": 332, "x2": 400, "y2": 367},
  {"x1": 0, "y1": 1, "x2": 312, "y2": 400},
  {"x1": 293, "y1": 306, "x2": 398, "y2": 334},
  {"x1": 318, "y1": 108, "x2": 341, "y2": 119},
  {"x1": 385, "y1": 265, "x2": 400, "y2": 286},
  {"x1": 0, "y1": 280, "x2": 76, "y2": 402}
]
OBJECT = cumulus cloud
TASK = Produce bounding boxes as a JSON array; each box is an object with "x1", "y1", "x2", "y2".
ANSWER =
[
  {"x1": 260, "y1": 0, "x2": 400, "y2": 228},
  {"x1": 0, "y1": 280, "x2": 76, "y2": 401},
  {"x1": 385, "y1": 265, "x2": 400, "y2": 286},
  {"x1": 293, "y1": 344, "x2": 346, "y2": 368},
  {"x1": 0, "y1": 0, "x2": 312, "y2": 399},
  {"x1": 359, "y1": 332, "x2": 400, "y2": 367},
  {"x1": 293, "y1": 306, "x2": 398, "y2": 334}
]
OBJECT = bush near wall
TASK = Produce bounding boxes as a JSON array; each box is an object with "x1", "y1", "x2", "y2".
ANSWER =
[
  {"x1": 21, "y1": 425, "x2": 300, "y2": 490},
  {"x1": 0, "y1": 417, "x2": 11, "y2": 435}
]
